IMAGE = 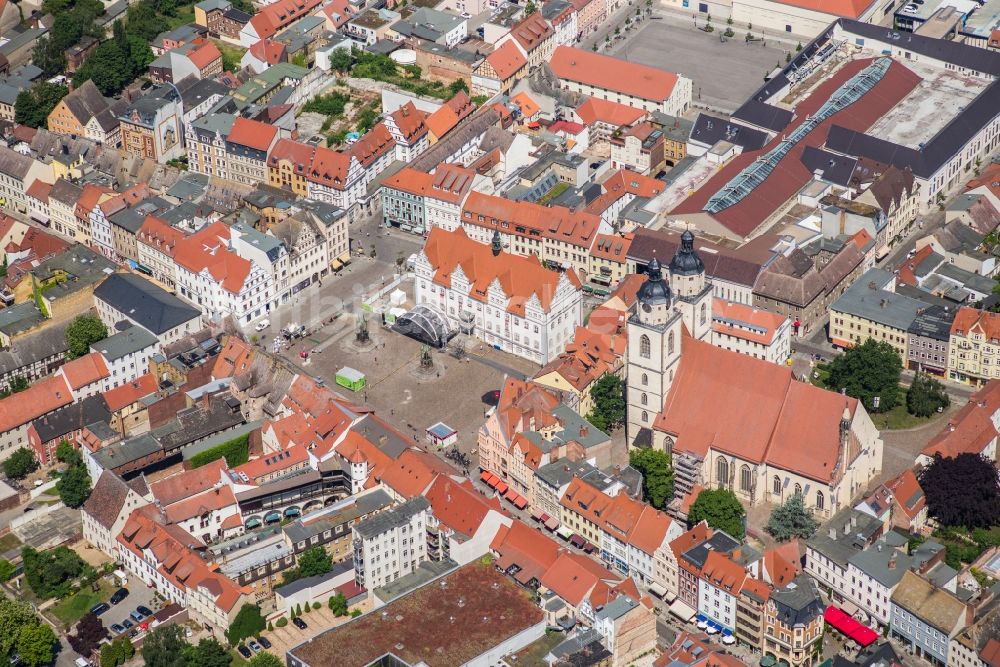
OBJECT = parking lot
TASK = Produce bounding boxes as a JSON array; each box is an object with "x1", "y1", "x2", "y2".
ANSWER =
[
  {"x1": 259, "y1": 598, "x2": 373, "y2": 658},
  {"x1": 609, "y1": 15, "x2": 789, "y2": 112},
  {"x1": 96, "y1": 578, "x2": 159, "y2": 637}
]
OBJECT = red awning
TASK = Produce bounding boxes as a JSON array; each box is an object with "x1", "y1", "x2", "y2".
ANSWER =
[
  {"x1": 504, "y1": 489, "x2": 518, "y2": 501},
  {"x1": 480, "y1": 470, "x2": 492, "y2": 483},
  {"x1": 495, "y1": 481, "x2": 509, "y2": 494},
  {"x1": 513, "y1": 495, "x2": 528, "y2": 510},
  {"x1": 485, "y1": 473, "x2": 499, "y2": 488},
  {"x1": 824, "y1": 607, "x2": 878, "y2": 647},
  {"x1": 530, "y1": 508, "x2": 544, "y2": 520},
  {"x1": 544, "y1": 517, "x2": 559, "y2": 531}
]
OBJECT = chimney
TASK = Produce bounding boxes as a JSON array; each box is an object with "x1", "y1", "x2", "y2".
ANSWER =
[
  {"x1": 829, "y1": 527, "x2": 836, "y2": 539},
  {"x1": 579, "y1": 426, "x2": 588, "y2": 438},
  {"x1": 888, "y1": 556, "x2": 897, "y2": 569}
]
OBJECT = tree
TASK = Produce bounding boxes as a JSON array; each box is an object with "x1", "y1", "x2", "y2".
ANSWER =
[
  {"x1": 185, "y1": 638, "x2": 232, "y2": 667},
  {"x1": 70, "y1": 612, "x2": 109, "y2": 655},
  {"x1": 141, "y1": 626, "x2": 188, "y2": 667},
  {"x1": 448, "y1": 78, "x2": 469, "y2": 95},
  {"x1": 525, "y1": 1, "x2": 537, "y2": 13},
  {"x1": 65, "y1": 314, "x2": 108, "y2": 359},
  {"x1": 0, "y1": 559, "x2": 15, "y2": 582},
  {"x1": 16, "y1": 623, "x2": 57, "y2": 667},
  {"x1": 0, "y1": 599, "x2": 37, "y2": 658},
  {"x1": 907, "y1": 372, "x2": 950, "y2": 417},
  {"x1": 919, "y1": 453, "x2": 1000, "y2": 528},
  {"x1": 328, "y1": 592, "x2": 348, "y2": 617},
  {"x1": 585, "y1": 373, "x2": 625, "y2": 433},
  {"x1": 15, "y1": 81, "x2": 68, "y2": 128},
  {"x1": 100, "y1": 637, "x2": 134, "y2": 667},
  {"x1": 7, "y1": 375, "x2": 28, "y2": 394},
  {"x1": 22, "y1": 545, "x2": 89, "y2": 599},
  {"x1": 765, "y1": 493, "x2": 818, "y2": 541},
  {"x1": 57, "y1": 463, "x2": 92, "y2": 508},
  {"x1": 825, "y1": 339, "x2": 902, "y2": 413},
  {"x1": 248, "y1": 654, "x2": 283, "y2": 667},
  {"x1": 298, "y1": 547, "x2": 332, "y2": 578},
  {"x1": 628, "y1": 449, "x2": 674, "y2": 509},
  {"x1": 329, "y1": 48, "x2": 353, "y2": 72},
  {"x1": 57, "y1": 439, "x2": 82, "y2": 466},
  {"x1": 226, "y1": 604, "x2": 266, "y2": 647},
  {"x1": 3, "y1": 447, "x2": 38, "y2": 480},
  {"x1": 688, "y1": 488, "x2": 746, "y2": 539}
]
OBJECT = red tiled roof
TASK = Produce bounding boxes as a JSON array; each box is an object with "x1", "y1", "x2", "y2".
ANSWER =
[
  {"x1": 350, "y1": 122, "x2": 395, "y2": 167},
  {"x1": 426, "y1": 91, "x2": 475, "y2": 139},
  {"x1": 575, "y1": 97, "x2": 646, "y2": 127},
  {"x1": 655, "y1": 336, "x2": 857, "y2": 484},
  {"x1": 773, "y1": 0, "x2": 877, "y2": 19},
  {"x1": 951, "y1": 305, "x2": 1000, "y2": 340},
  {"x1": 249, "y1": 0, "x2": 323, "y2": 39},
  {"x1": 389, "y1": 102, "x2": 427, "y2": 143},
  {"x1": 212, "y1": 337, "x2": 254, "y2": 379},
  {"x1": 307, "y1": 145, "x2": 351, "y2": 188},
  {"x1": 673, "y1": 59, "x2": 920, "y2": 238},
  {"x1": 379, "y1": 448, "x2": 454, "y2": 499},
  {"x1": 25, "y1": 179, "x2": 52, "y2": 203},
  {"x1": 485, "y1": 40, "x2": 527, "y2": 81},
  {"x1": 228, "y1": 117, "x2": 279, "y2": 152},
  {"x1": 509, "y1": 12, "x2": 553, "y2": 52},
  {"x1": 491, "y1": 519, "x2": 564, "y2": 585},
  {"x1": 552, "y1": 46, "x2": 678, "y2": 104},
  {"x1": 164, "y1": 485, "x2": 237, "y2": 523},
  {"x1": 422, "y1": 226, "x2": 581, "y2": 315},
  {"x1": 268, "y1": 138, "x2": 316, "y2": 170},
  {"x1": 423, "y1": 475, "x2": 505, "y2": 537},
  {"x1": 884, "y1": 468, "x2": 924, "y2": 520},
  {"x1": 511, "y1": 92, "x2": 539, "y2": 119},
  {"x1": 981, "y1": 638, "x2": 1000, "y2": 667},
  {"x1": 711, "y1": 298, "x2": 787, "y2": 346},
  {"x1": 103, "y1": 374, "x2": 158, "y2": 412},
  {"x1": 6, "y1": 227, "x2": 68, "y2": 259},
  {"x1": 249, "y1": 38, "x2": 286, "y2": 65},
  {"x1": 137, "y1": 215, "x2": 185, "y2": 256},
  {"x1": 150, "y1": 459, "x2": 229, "y2": 506},
  {"x1": 74, "y1": 184, "x2": 114, "y2": 219},
  {"x1": 589, "y1": 232, "x2": 633, "y2": 262}
]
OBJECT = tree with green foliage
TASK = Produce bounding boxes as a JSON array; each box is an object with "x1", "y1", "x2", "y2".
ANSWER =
[
  {"x1": 525, "y1": 1, "x2": 537, "y2": 13},
  {"x1": 0, "y1": 599, "x2": 38, "y2": 659},
  {"x1": 0, "y1": 560, "x2": 15, "y2": 582},
  {"x1": 328, "y1": 48, "x2": 353, "y2": 72},
  {"x1": 185, "y1": 637, "x2": 232, "y2": 667},
  {"x1": 21, "y1": 545, "x2": 90, "y2": 599},
  {"x1": 328, "y1": 591, "x2": 348, "y2": 616},
  {"x1": 825, "y1": 339, "x2": 901, "y2": 413},
  {"x1": 765, "y1": 493, "x2": 818, "y2": 541},
  {"x1": 142, "y1": 626, "x2": 188, "y2": 667},
  {"x1": 448, "y1": 78, "x2": 469, "y2": 95},
  {"x1": 65, "y1": 314, "x2": 108, "y2": 359},
  {"x1": 57, "y1": 439, "x2": 82, "y2": 466},
  {"x1": 920, "y1": 453, "x2": 1000, "y2": 528},
  {"x1": 275, "y1": 617, "x2": 288, "y2": 628},
  {"x1": 100, "y1": 636, "x2": 134, "y2": 667},
  {"x1": 248, "y1": 654, "x2": 283, "y2": 667},
  {"x1": 16, "y1": 622, "x2": 57, "y2": 667},
  {"x1": 628, "y1": 448, "x2": 674, "y2": 509},
  {"x1": 8, "y1": 376, "x2": 28, "y2": 394},
  {"x1": 688, "y1": 488, "x2": 746, "y2": 539},
  {"x1": 907, "y1": 372, "x2": 950, "y2": 417},
  {"x1": 189, "y1": 434, "x2": 250, "y2": 468},
  {"x1": 226, "y1": 604, "x2": 266, "y2": 647},
  {"x1": 14, "y1": 81, "x2": 68, "y2": 128},
  {"x1": 57, "y1": 462, "x2": 92, "y2": 508},
  {"x1": 3, "y1": 447, "x2": 38, "y2": 480},
  {"x1": 585, "y1": 373, "x2": 625, "y2": 432}
]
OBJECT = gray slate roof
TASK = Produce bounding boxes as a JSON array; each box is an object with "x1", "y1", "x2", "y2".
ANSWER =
[
  {"x1": 831, "y1": 268, "x2": 925, "y2": 331},
  {"x1": 92, "y1": 325, "x2": 159, "y2": 362},
  {"x1": 93, "y1": 273, "x2": 200, "y2": 336},
  {"x1": 353, "y1": 497, "x2": 430, "y2": 539}
]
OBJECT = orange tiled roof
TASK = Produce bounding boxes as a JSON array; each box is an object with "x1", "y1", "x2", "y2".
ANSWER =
[
  {"x1": 380, "y1": 448, "x2": 454, "y2": 499},
  {"x1": 349, "y1": 122, "x2": 395, "y2": 167},
  {"x1": 422, "y1": 226, "x2": 581, "y2": 315},
  {"x1": 922, "y1": 380, "x2": 1000, "y2": 459},
  {"x1": 212, "y1": 337, "x2": 254, "y2": 379},
  {"x1": 0, "y1": 374, "x2": 72, "y2": 433},
  {"x1": 425, "y1": 91, "x2": 474, "y2": 139},
  {"x1": 25, "y1": 179, "x2": 52, "y2": 203},
  {"x1": 389, "y1": 102, "x2": 428, "y2": 143},
  {"x1": 654, "y1": 337, "x2": 857, "y2": 484},
  {"x1": 187, "y1": 40, "x2": 222, "y2": 69},
  {"x1": 552, "y1": 46, "x2": 678, "y2": 104},
  {"x1": 951, "y1": 306, "x2": 1000, "y2": 340},
  {"x1": 60, "y1": 352, "x2": 110, "y2": 390},
  {"x1": 172, "y1": 222, "x2": 251, "y2": 294},
  {"x1": 701, "y1": 550, "x2": 747, "y2": 593},
  {"x1": 772, "y1": 0, "x2": 876, "y2": 19},
  {"x1": 74, "y1": 184, "x2": 114, "y2": 219},
  {"x1": 576, "y1": 97, "x2": 647, "y2": 127},
  {"x1": 589, "y1": 232, "x2": 633, "y2": 262},
  {"x1": 306, "y1": 145, "x2": 351, "y2": 188},
  {"x1": 535, "y1": 324, "x2": 623, "y2": 393},
  {"x1": 710, "y1": 298, "x2": 787, "y2": 347},
  {"x1": 763, "y1": 541, "x2": 800, "y2": 587},
  {"x1": 103, "y1": 374, "x2": 158, "y2": 412},
  {"x1": 462, "y1": 191, "x2": 601, "y2": 250},
  {"x1": 228, "y1": 117, "x2": 279, "y2": 152},
  {"x1": 509, "y1": 12, "x2": 553, "y2": 52},
  {"x1": 511, "y1": 91, "x2": 539, "y2": 119},
  {"x1": 249, "y1": 0, "x2": 323, "y2": 39},
  {"x1": 485, "y1": 40, "x2": 527, "y2": 81},
  {"x1": 493, "y1": 376, "x2": 561, "y2": 443},
  {"x1": 424, "y1": 475, "x2": 505, "y2": 537},
  {"x1": 491, "y1": 520, "x2": 564, "y2": 585},
  {"x1": 164, "y1": 485, "x2": 237, "y2": 523},
  {"x1": 137, "y1": 215, "x2": 185, "y2": 256},
  {"x1": 268, "y1": 138, "x2": 316, "y2": 171}
]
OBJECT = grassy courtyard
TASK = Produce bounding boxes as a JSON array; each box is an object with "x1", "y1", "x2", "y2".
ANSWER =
[{"x1": 49, "y1": 579, "x2": 116, "y2": 627}]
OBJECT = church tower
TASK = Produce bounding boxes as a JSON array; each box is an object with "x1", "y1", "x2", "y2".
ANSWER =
[
  {"x1": 668, "y1": 230, "x2": 713, "y2": 341},
  {"x1": 626, "y1": 254, "x2": 684, "y2": 450}
]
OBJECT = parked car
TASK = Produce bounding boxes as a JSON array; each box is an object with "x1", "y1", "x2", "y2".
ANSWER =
[
  {"x1": 137, "y1": 605, "x2": 153, "y2": 618},
  {"x1": 110, "y1": 624, "x2": 125, "y2": 635},
  {"x1": 130, "y1": 609, "x2": 146, "y2": 622},
  {"x1": 109, "y1": 588, "x2": 128, "y2": 605},
  {"x1": 248, "y1": 641, "x2": 262, "y2": 653},
  {"x1": 254, "y1": 318, "x2": 270, "y2": 332},
  {"x1": 237, "y1": 646, "x2": 252, "y2": 659},
  {"x1": 257, "y1": 637, "x2": 271, "y2": 649},
  {"x1": 121, "y1": 620, "x2": 133, "y2": 630},
  {"x1": 90, "y1": 603, "x2": 110, "y2": 617},
  {"x1": 292, "y1": 617, "x2": 308, "y2": 630}
]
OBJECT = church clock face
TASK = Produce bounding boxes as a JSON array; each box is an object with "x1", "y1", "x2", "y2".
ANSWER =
[{"x1": 642, "y1": 302, "x2": 652, "y2": 313}]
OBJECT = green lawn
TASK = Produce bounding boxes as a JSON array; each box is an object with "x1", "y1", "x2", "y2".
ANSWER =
[
  {"x1": 870, "y1": 404, "x2": 941, "y2": 430},
  {"x1": 49, "y1": 580, "x2": 115, "y2": 627},
  {"x1": 166, "y1": 5, "x2": 196, "y2": 29},
  {"x1": 809, "y1": 365, "x2": 830, "y2": 388}
]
